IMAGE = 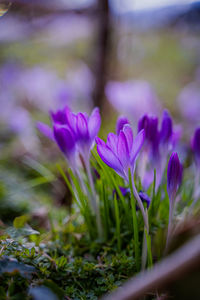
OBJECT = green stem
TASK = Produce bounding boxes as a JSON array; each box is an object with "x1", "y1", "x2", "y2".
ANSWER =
[
  {"x1": 85, "y1": 157, "x2": 102, "y2": 239},
  {"x1": 166, "y1": 198, "x2": 174, "y2": 250},
  {"x1": 129, "y1": 169, "x2": 140, "y2": 271},
  {"x1": 114, "y1": 192, "x2": 121, "y2": 251}
]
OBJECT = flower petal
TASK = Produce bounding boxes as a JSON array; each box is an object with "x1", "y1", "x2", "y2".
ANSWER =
[
  {"x1": 117, "y1": 131, "x2": 129, "y2": 169},
  {"x1": 37, "y1": 122, "x2": 54, "y2": 141},
  {"x1": 66, "y1": 110, "x2": 77, "y2": 135},
  {"x1": 88, "y1": 107, "x2": 101, "y2": 140},
  {"x1": 107, "y1": 133, "x2": 118, "y2": 154},
  {"x1": 76, "y1": 113, "x2": 89, "y2": 140},
  {"x1": 122, "y1": 124, "x2": 133, "y2": 154},
  {"x1": 53, "y1": 125, "x2": 75, "y2": 157},
  {"x1": 51, "y1": 107, "x2": 69, "y2": 124},
  {"x1": 131, "y1": 129, "x2": 145, "y2": 162},
  {"x1": 96, "y1": 137, "x2": 105, "y2": 147},
  {"x1": 97, "y1": 144, "x2": 123, "y2": 176}
]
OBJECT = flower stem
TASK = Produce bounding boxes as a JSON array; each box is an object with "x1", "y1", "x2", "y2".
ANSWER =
[
  {"x1": 85, "y1": 157, "x2": 102, "y2": 238},
  {"x1": 132, "y1": 180, "x2": 149, "y2": 232},
  {"x1": 114, "y1": 193, "x2": 121, "y2": 251},
  {"x1": 129, "y1": 169, "x2": 140, "y2": 271},
  {"x1": 166, "y1": 199, "x2": 174, "y2": 250},
  {"x1": 130, "y1": 171, "x2": 152, "y2": 269}
]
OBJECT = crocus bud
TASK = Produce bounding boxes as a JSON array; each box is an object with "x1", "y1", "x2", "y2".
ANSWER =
[
  {"x1": 192, "y1": 128, "x2": 200, "y2": 167},
  {"x1": 160, "y1": 110, "x2": 173, "y2": 144},
  {"x1": 167, "y1": 152, "x2": 183, "y2": 202}
]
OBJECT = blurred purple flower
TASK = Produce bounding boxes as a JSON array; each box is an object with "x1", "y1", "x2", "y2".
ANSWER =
[
  {"x1": 192, "y1": 128, "x2": 200, "y2": 167},
  {"x1": 177, "y1": 81, "x2": 200, "y2": 125},
  {"x1": 167, "y1": 152, "x2": 183, "y2": 203},
  {"x1": 96, "y1": 125, "x2": 144, "y2": 182},
  {"x1": 105, "y1": 80, "x2": 161, "y2": 122},
  {"x1": 138, "y1": 114, "x2": 160, "y2": 160}
]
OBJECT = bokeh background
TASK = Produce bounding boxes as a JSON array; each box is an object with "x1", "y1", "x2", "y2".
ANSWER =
[{"x1": 0, "y1": 0, "x2": 200, "y2": 223}]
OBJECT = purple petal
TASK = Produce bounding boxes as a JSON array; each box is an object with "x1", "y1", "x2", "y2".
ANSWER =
[
  {"x1": 37, "y1": 122, "x2": 54, "y2": 141},
  {"x1": 131, "y1": 129, "x2": 145, "y2": 162},
  {"x1": 97, "y1": 144, "x2": 123, "y2": 176},
  {"x1": 53, "y1": 125, "x2": 75, "y2": 157},
  {"x1": 122, "y1": 124, "x2": 133, "y2": 153},
  {"x1": 96, "y1": 137, "x2": 105, "y2": 147},
  {"x1": 66, "y1": 110, "x2": 77, "y2": 135},
  {"x1": 138, "y1": 114, "x2": 149, "y2": 134},
  {"x1": 51, "y1": 106, "x2": 69, "y2": 124},
  {"x1": 88, "y1": 107, "x2": 101, "y2": 140},
  {"x1": 116, "y1": 116, "x2": 129, "y2": 135},
  {"x1": 76, "y1": 113, "x2": 89, "y2": 140},
  {"x1": 107, "y1": 133, "x2": 118, "y2": 154},
  {"x1": 117, "y1": 131, "x2": 129, "y2": 169}
]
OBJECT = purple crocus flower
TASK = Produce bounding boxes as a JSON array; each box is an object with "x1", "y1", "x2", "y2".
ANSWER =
[
  {"x1": 37, "y1": 106, "x2": 101, "y2": 170},
  {"x1": 138, "y1": 110, "x2": 181, "y2": 191},
  {"x1": 166, "y1": 152, "x2": 183, "y2": 248},
  {"x1": 138, "y1": 114, "x2": 160, "y2": 159},
  {"x1": 167, "y1": 152, "x2": 183, "y2": 203},
  {"x1": 96, "y1": 125, "x2": 144, "y2": 182},
  {"x1": 192, "y1": 128, "x2": 200, "y2": 167}
]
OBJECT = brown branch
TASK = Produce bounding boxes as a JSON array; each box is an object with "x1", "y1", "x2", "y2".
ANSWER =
[
  {"x1": 9, "y1": 0, "x2": 97, "y2": 16},
  {"x1": 102, "y1": 234, "x2": 200, "y2": 300},
  {"x1": 92, "y1": 0, "x2": 111, "y2": 109}
]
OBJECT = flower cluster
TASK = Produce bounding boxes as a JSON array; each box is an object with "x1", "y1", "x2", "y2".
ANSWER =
[
  {"x1": 137, "y1": 110, "x2": 181, "y2": 190},
  {"x1": 37, "y1": 106, "x2": 101, "y2": 169}
]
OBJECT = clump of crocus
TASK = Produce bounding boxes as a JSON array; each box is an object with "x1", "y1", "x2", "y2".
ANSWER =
[
  {"x1": 37, "y1": 106, "x2": 101, "y2": 216},
  {"x1": 166, "y1": 152, "x2": 183, "y2": 247},
  {"x1": 138, "y1": 110, "x2": 181, "y2": 190},
  {"x1": 96, "y1": 125, "x2": 149, "y2": 230}
]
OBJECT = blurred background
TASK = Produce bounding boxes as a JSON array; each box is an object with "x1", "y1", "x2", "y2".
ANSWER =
[{"x1": 0, "y1": 0, "x2": 200, "y2": 223}]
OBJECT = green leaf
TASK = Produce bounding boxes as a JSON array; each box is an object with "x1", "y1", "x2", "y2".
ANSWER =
[
  {"x1": 13, "y1": 215, "x2": 29, "y2": 229},
  {"x1": 6, "y1": 226, "x2": 40, "y2": 238}
]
